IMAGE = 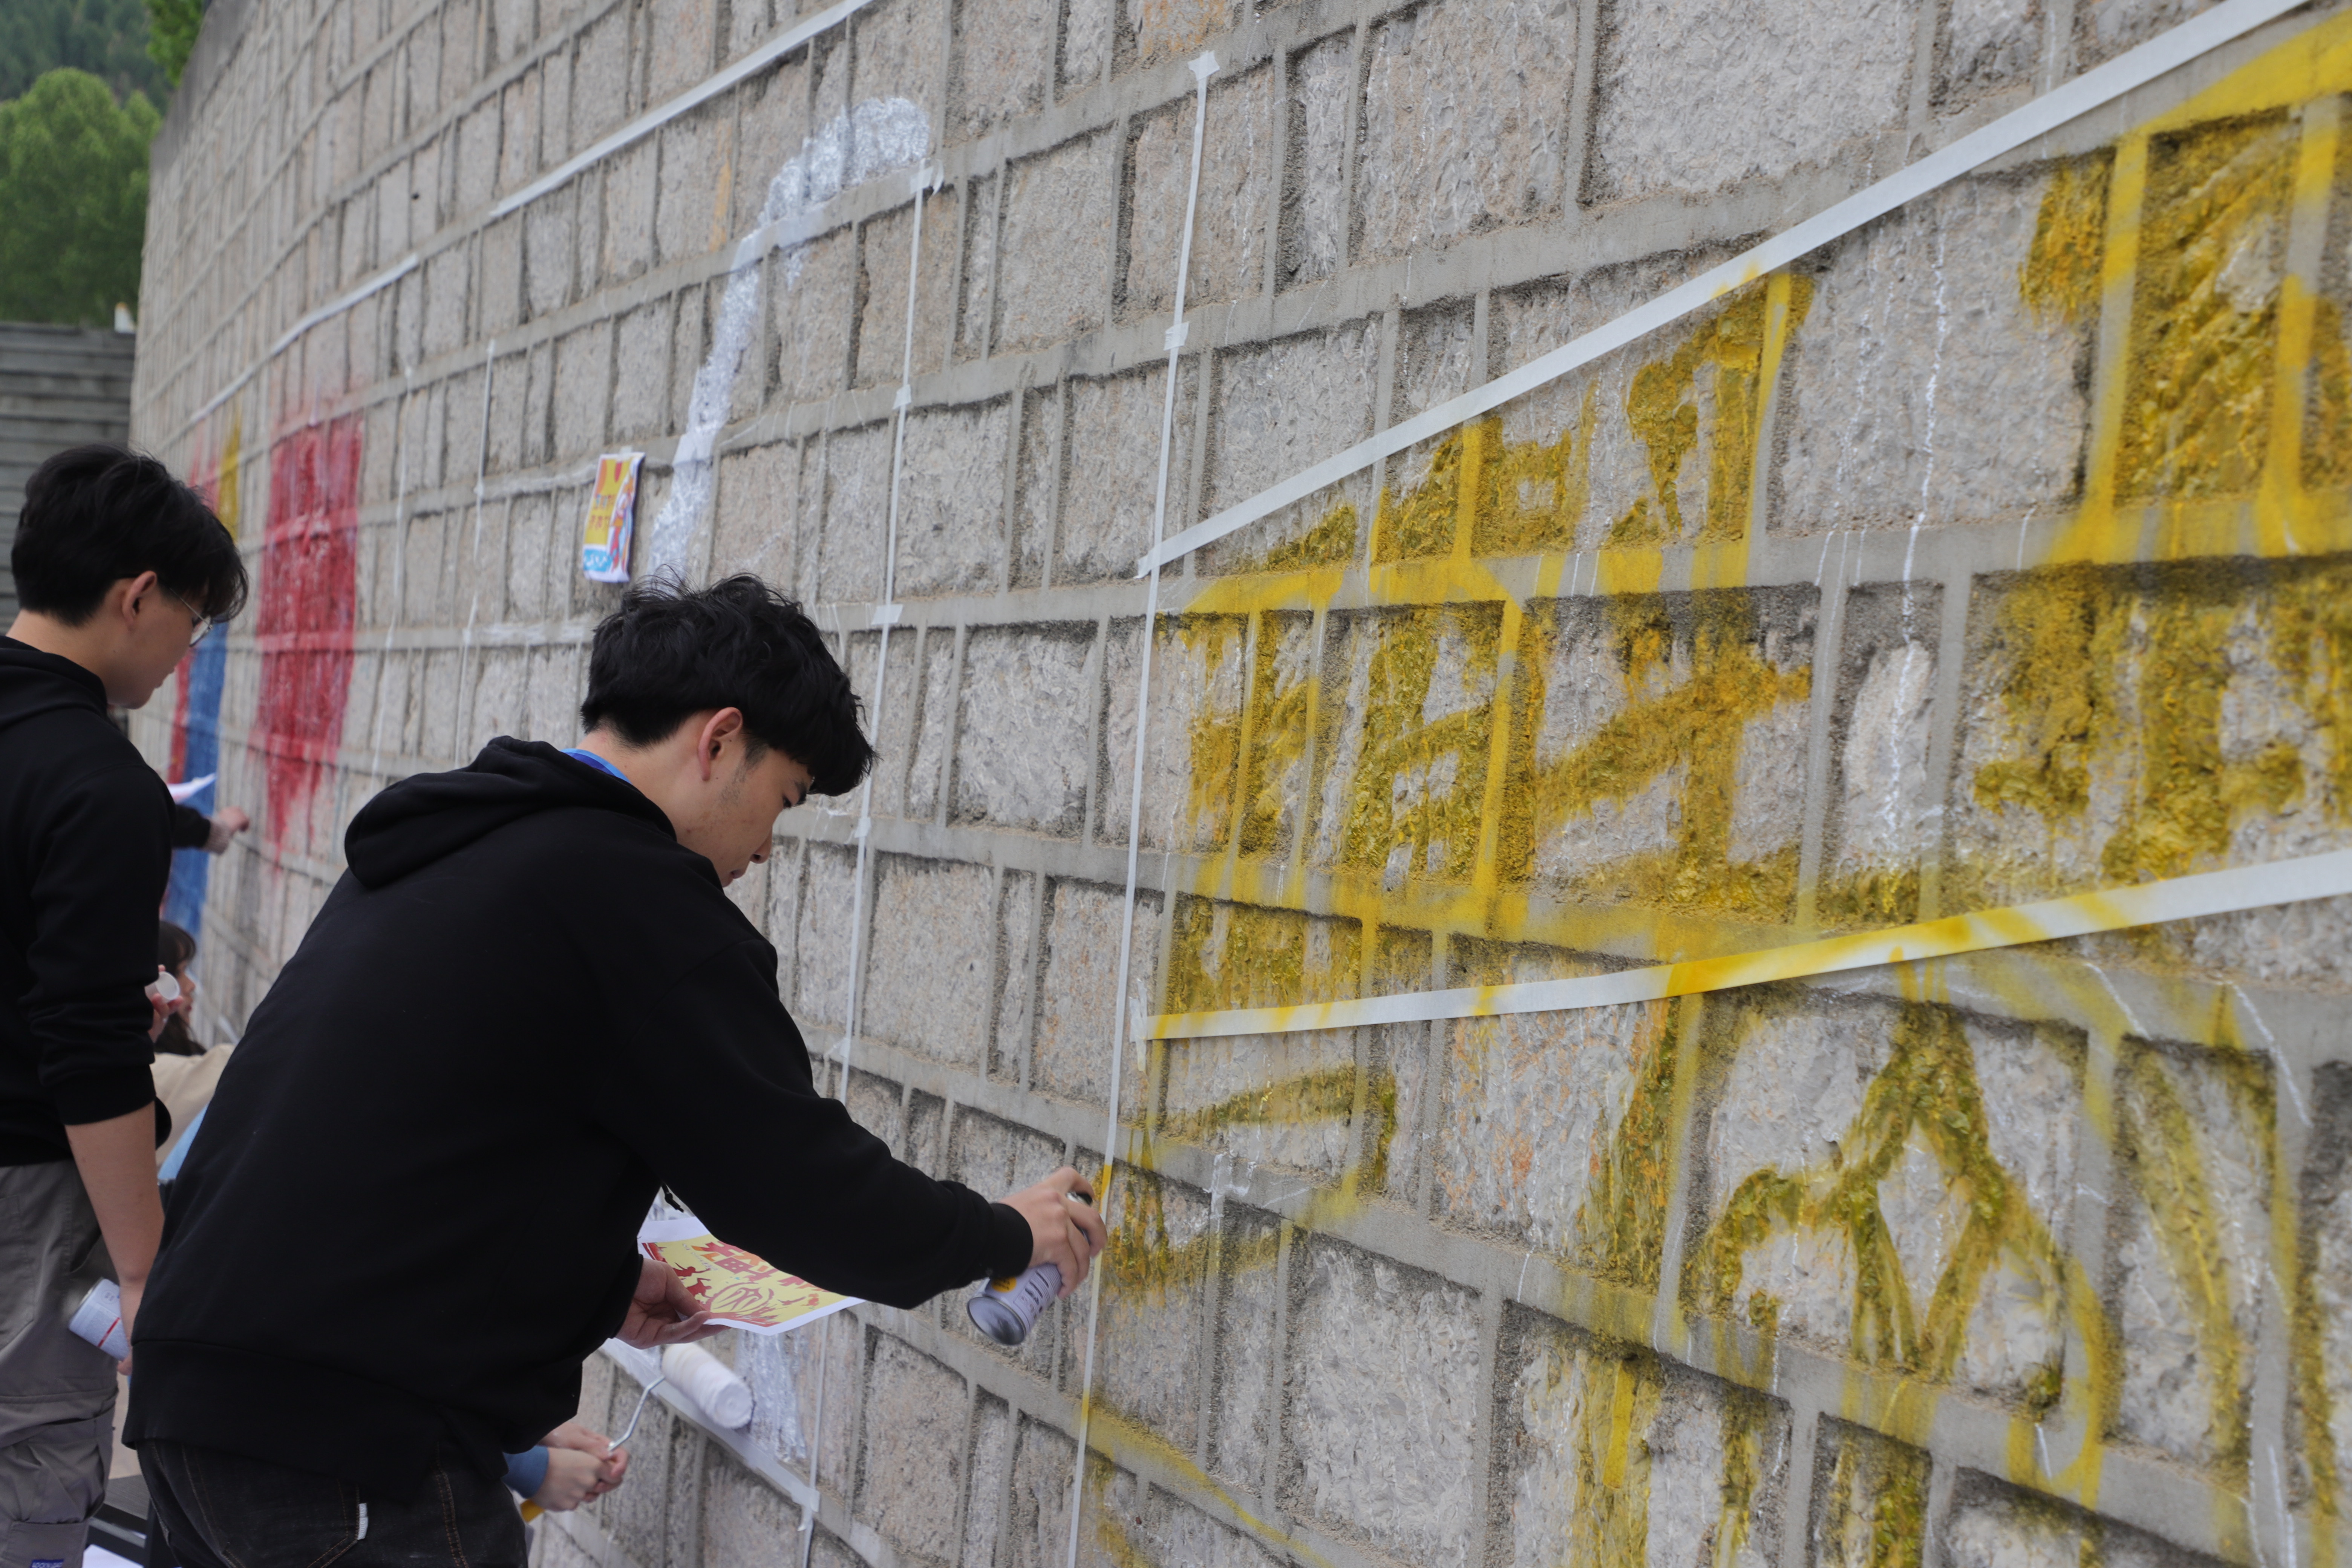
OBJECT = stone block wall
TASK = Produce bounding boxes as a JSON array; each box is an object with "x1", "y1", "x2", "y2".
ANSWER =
[{"x1": 128, "y1": 0, "x2": 2352, "y2": 1562}]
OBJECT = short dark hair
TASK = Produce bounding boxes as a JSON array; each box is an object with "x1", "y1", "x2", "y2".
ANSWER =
[
  {"x1": 12, "y1": 445, "x2": 248, "y2": 626},
  {"x1": 580, "y1": 575, "x2": 874, "y2": 796}
]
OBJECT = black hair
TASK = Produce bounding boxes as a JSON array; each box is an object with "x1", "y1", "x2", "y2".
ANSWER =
[
  {"x1": 12, "y1": 445, "x2": 248, "y2": 626},
  {"x1": 156, "y1": 919, "x2": 199, "y2": 1057},
  {"x1": 580, "y1": 575, "x2": 874, "y2": 796}
]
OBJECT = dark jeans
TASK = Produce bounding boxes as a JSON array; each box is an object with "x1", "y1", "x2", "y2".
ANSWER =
[{"x1": 141, "y1": 1442, "x2": 525, "y2": 1568}]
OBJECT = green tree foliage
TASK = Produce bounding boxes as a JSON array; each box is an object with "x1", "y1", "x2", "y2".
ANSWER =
[
  {"x1": 0, "y1": 70, "x2": 160, "y2": 327},
  {"x1": 145, "y1": 0, "x2": 205, "y2": 87},
  {"x1": 0, "y1": 0, "x2": 172, "y2": 105}
]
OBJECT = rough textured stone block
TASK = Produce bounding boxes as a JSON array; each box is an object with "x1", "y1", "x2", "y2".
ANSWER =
[
  {"x1": 956, "y1": 174, "x2": 998, "y2": 362},
  {"x1": 816, "y1": 421, "x2": 893, "y2": 602},
  {"x1": 1159, "y1": 897, "x2": 1361, "y2": 1178},
  {"x1": 1281, "y1": 32, "x2": 1350, "y2": 289},
  {"x1": 612, "y1": 296, "x2": 677, "y2": 439},
  {"x1": 1946, "y1": 557, "x2": 2352, "y2": 984},
  {"x1": 712, "y1": 439, "x2": 809, "y2": 588},
  {"x1": 855, "y1": 1332, "x2": 969, "y2": 1560},
  {"x1": 793, "y1": 843, "x2": 860, "y2": 1027},
  {"x1": 1064, "y1": 1164, "x2": 1212, "y2": 1448},
  {"x1": 1810, "y1": 1421, "x2": 1929, "y2": 1568},
  {"x1": 1061, "y1": 0, "x2": 1110, "y2": 89},
  {"x1": 1354, "y1": 0, "x2": 1573, "y2": 262},
  {"x1": 732, "y1": 58, "x2": 812, "y2": 235},
  {"x1": 423, "y1": 246, "x2": 470, "y2": 359},
  {"x1": 1207, "y1": 1204, "x2": 1279, "y2": 1493},
  {"x1": 552, "y1": 322, "x2": 612, "y2": 458},
  {"x1": 1032, "y1": 878, "x2": 1158, "y2": 1109},
  {"x1": 852, "y1": 0, "x2": 948, "y2": 116},
  {"x1": 1505, "y1": 589, "x2": 1815, "y2": 919},
  {"x1": 1306, "y1": 601, "x2": 1504, "y2": 890},
  {"x1": 1588, "y1": 0, "x2": 1918, "y2": 202},
  {"x1": 1122, "y1": 63, "x2": 1271, "y2": 320},
  {"x1": 1282, "y1": 1236, "x2": 1480, "y2": 1564},
  {"x1": 2298, "y1": 1062, "x2": 2352, "y2": 1508},
  {"x1": 1498, "y1": 1308, "x2": 1790, "y2": 1568},
  {"x1": 1096, "y1": 614, "x2": 1246, "y2": 851},
  {"x1": 991, "y1": 869, "x2": 1038, "y2": 1080},
  {"x1": 1941, "y1": 0, "x2": 2039, "y2": 103},
  {"x1": 1138, "y1": 1488, "x2": 1282, "y2": 1568},
  {"x1": 737, "y1": 1307, "x2": 862, "y2": 1485},
  {"x1": 952, "y1": 624, "x2": 1095, "y2": 834},
  {"x1": 861, "y1": 853, "x2": 995, "y2": 1067},
  {"x1": 524, "y1": 189, "x2": 577, "y2": 318},
  {"x1": 1436, "y1": 942, "x2": 1677, "y2": 1283},
  {"x1": 1777, "y1": 172, "x2": 2093, "y2": 533},
  {"x1": 701, "y1": 1457, "x2": 801, "y2": 1568},
  {"x1": 1056, "y1": 360, "x2": 1197, "y2": 582},
  {"x1": 1472, "y1": 253, "x2": 1763, "y2": 558},
  {"x1": 1821, "y1": 583, "x2": 1941, "y2": 927},
  {"x1": 856, "y1": 189, "x2": 962, "y2": 386},
  {"x1": 648, "y1": 0, "x2": 718, "y2": 100},
  {"x1": 1197, "y1": 320, "x2": 1375, "y2": 571},
  {"x1": 656, "y1": 108, "x2": 728, "y2": 264},
  {"x1": 1686, "y1": 992, "x2": 2084, "y2": 1402},
  {"x1": 949, "y1": 0, "x2": 1052, "y2": 142},
  {"x1": 771, "y1": 229, "x2": 857, "y2": 403},
  {"x1": 1940, "y1": 1469, "x2": 2223, "y2": 1568},
  {"x1": 599, "y1": 142, "x2": 660, "y2": 284},
  {"x1": 963, "y1": 1393, "x2": 1014, "y2": 1566},
  {"x1": 903, "y1": 629, "x2": 959, "y2": 820},
  {"x1": 1007, "y1": 1418, "x2": 1078, "y2": 1568},
  {"x1": 995, "y1": 133, "x2": 1116, "y2": 351},
  {"x1": 2111, "y1": 1036, "x2": 2273, "y2": 1473},
  {"x1": 894, "y1": 399, "x2": 1012, "y2": 595},
  {"x1": 456, "y1": 100, "x2": 502, "y2": 216}
]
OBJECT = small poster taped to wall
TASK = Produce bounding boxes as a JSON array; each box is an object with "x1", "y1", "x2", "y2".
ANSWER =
[
  {"x1": 580, "y1": 451, "x2": 644, "y2": 582},
  {"x1": 639, "y1": 1213, "x2": 859, "y2": 1334}
]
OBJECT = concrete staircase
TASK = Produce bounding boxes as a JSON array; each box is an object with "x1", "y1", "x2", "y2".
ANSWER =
[{"x1": 0, "y1": 322, "x2": 138, "y2": 623}]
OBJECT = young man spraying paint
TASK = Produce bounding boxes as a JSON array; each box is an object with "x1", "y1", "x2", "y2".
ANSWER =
[
  {"x1": 0, "y1": 445, "x2": 250, "y2": 1568},
  {"x1": 129, "y1": 575, "x2": 1106, "y2": 1568}
]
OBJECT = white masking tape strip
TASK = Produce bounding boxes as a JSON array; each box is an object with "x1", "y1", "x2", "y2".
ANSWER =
[
  {"x1": 1132, "y1": 0, "x2": 2309, "y2": 577},
  {"x1": 490, "y1": 0, "x2": 884, "y2": 220},
  {"x1": 1147, "y1": 849, "x2": 2352, "y2": 1040},
  {"x1": 183, "y1": 253, "x2": 420, "y2": 431}
]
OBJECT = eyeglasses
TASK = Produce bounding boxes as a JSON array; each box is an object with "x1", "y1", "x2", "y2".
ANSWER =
[{"x1": 158, "y1": 586, "x2": 214, "y2": 649}]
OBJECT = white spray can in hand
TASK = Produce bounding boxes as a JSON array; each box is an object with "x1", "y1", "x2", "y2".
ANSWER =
[
  {"x1": 66, "y1": 1278, "x2": 130, "y2": 1360},
  {"x1": 966, "y1": 1190, "x2": 1093, "y2": 1346}
]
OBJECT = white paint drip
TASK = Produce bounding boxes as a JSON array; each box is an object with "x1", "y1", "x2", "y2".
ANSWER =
[{"x1": 642, "y1": 98, "x2": 932, "y2": 580}]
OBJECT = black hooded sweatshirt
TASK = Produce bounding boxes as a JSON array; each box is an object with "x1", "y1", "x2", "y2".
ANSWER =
[
  {"x1": 0, "y1": 637, "x2": 208, "y2": 1165},
  {"x1": 127, "y1": 738, "x2": 1032, "y2": 1497}
]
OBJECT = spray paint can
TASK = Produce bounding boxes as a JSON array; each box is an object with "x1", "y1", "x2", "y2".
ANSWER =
[
  {"x1": 966, "y1": 1264, "x2": 1060, "y2": 1346},
  {"x1": 66, "y1": 1278, "x2": 130, "y2": 1360}
]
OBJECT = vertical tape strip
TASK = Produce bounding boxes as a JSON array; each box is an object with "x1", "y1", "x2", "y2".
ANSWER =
[
  {"x1": 801, "y1": 161, "x2": 934, "y2": 1566},
  {"x1": 452, "y1": 339, "x2": 499, "y2": 759},
  {"x1": 1061, "y1": 51, "x2": 1219, "y2": 1568},
  {"x1": 363, "y1": 367, "x2": 418, "y2": 787}
]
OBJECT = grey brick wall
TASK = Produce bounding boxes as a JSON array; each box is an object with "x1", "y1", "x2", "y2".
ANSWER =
[{"x1": 128, "y1": 0, "x2": 2352, "y2": 1563}]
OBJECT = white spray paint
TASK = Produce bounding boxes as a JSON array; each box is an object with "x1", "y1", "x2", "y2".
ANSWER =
[{"x1": 641, "y1": 97, "x2": 932, "y2": 580}]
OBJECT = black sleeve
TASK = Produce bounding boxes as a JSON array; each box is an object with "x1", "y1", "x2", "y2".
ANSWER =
[
  {"x1": 596, "y1": 939, "x2": 1033, "y2": 1308},
  {"x1": 27, "y1": 762, "x2": 164, "y2": 1125},
  {"x1": 169, "y1": 802, "x2": 213, "y2": 851}
]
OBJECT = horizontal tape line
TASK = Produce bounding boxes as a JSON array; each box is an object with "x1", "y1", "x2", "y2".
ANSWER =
[
  {"x1": 184, "y1": 253, "x2": 420, "y2": 432},
  {"x1": 1133, "y1": 0, "x2": 2308, "y2": 577},
  {"x1": 1145, "y1": 848, "x2": 2352, "y2": 1040},
  {"x1": 488, "y1": 0, "x2": 880, "y2": 220}
]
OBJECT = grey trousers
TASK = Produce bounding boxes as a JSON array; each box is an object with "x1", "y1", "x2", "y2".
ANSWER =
[{"x1": 0, "y1": 1159, "x2": 118, "y2": 1568}]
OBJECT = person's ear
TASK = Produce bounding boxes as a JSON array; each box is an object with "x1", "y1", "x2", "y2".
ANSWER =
[
  {"x1": 117, "y1": 571, "x2": 159, "y2": 632},
  {"x1": 695, "y1": 707, "x2": 748, "y2": 781}
]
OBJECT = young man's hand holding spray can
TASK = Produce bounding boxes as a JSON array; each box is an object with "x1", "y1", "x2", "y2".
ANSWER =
[{"x1": 968, "y1": 1177, "x2": 1102, "y2": 1345}]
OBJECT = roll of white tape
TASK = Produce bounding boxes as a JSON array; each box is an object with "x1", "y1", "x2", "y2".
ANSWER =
[{"x1": 662, "y1": 1341, "x2": 753, "y2": 1430}]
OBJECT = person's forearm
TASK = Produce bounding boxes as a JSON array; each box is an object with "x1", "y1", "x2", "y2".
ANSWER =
[{"x1": 64, "y1": 1104, "x2": 165, "y2": 1285}]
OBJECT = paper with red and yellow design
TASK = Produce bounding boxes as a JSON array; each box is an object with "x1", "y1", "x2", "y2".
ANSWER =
[{"x1": 638, "y1": 1214, "x2": 859, "y2": 1334}]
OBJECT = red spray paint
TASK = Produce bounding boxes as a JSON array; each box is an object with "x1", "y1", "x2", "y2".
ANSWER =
[{"x1": 251, "y1": 416, "x2": 361, "y2": 851}]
